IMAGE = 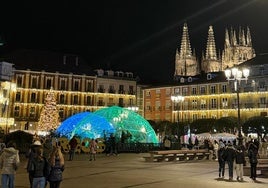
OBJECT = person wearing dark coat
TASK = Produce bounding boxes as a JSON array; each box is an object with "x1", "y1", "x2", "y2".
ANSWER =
[
  {"x1": 217, "y1": 143, "x2": 226, "y2": 178},
  {"x1": 48, "y1": 146, "x2": 64, "y2": 188},
  {"x1": 223, "y1": 142, "x2": 236, "y2": 181},
  {"x1": 235, "y1": 146, "x2": 245, "y2": 181},
  {"x1": 248, "y1": 140, "x2": 259, "y2": 180}
]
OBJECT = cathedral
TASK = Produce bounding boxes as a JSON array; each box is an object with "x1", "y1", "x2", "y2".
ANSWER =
[{"x1": 174, "y1": 23, "x2": 255, "y2": 79}]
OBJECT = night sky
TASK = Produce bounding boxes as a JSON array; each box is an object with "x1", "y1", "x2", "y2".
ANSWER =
[{"x1": 1, "y1": 0, "x2": 268, "y2": 84}]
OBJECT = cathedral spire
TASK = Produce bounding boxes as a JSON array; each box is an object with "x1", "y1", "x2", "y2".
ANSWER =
[
  {"x1": 232, "y1": 29, "x2": 237, "y2": 46},
  {"x1": 205, "y1": 26, "x2": 217, "y2": 60},
  {"x1": 239, "y1": 27, "x2": 246, "y2": 46},
  {"x1": 246, "y1": 26, "x2": 252, "y2": 46},
  {"x1": 179, "y1": 23, "x2": 192, "y2": 58},
  {"x1": 174, "y1": 23, "x2": 199, "y2": 78},
  {"x1": 224, "y1": 28, "x2": 230, "y2": 48}
]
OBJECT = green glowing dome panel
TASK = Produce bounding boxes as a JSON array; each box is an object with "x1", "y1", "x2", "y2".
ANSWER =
[
  {"x1": 94, "y1": 106, "x2": 158, "y2": 143},
  {"x1": 56, "y1": 112, "x2": 115, "y2": 140}
]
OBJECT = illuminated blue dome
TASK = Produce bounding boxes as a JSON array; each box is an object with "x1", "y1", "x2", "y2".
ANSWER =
[
  {"x1": 56, "y1": 112, "x2": 115, "y2": 140},
  {"x1": 94, "y1": 106, "x2": 159, "y2": 143}
]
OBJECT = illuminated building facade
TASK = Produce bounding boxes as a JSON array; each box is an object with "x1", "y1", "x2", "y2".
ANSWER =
[
  {"x1": 143, "y1": 54, "x2": 268, "y2": 124},
  {"x1": 3, "y1": 50, "x2": 137, "y2": 133}
]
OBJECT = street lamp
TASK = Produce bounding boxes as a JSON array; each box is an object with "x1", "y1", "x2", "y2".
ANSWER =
[
  {"x1": 171, "y1": 95, "x2": 184, "y2": 148},
  {"x1": 224, "y1": 67, "x2": 249, "y2": 146}
]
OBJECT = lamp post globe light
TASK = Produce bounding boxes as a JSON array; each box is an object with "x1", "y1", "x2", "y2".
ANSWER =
[
  {"x1": 171, "y1": 94, "x2": 185, "y2": 148},
  {"x1": 224, "y1": 67, "x2": 250, "y2": 147}
]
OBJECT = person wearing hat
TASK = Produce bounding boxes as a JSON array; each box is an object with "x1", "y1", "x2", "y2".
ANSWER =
[{"x1": 26, "y1": 140, "x2": 43, "y2": 188}]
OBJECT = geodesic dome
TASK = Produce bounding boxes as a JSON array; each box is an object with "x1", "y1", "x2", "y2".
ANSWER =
[
  {"x1": 94, "y1": 106, "x2": 158, "y2": 143},
  {"x1": 56, "y1": 112, "x2": 115, "y2": 140}
]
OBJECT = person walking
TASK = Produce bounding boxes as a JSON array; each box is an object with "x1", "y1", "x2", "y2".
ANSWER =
[
  {"x1": 68, "y1": 137, "x2": 78, "y2": 161},
  {"x1": 28, "y1": 148, "x2": 50, "y2": 188},
  {"x1": 0, "y1": 141, "x2": 20, "y2": 188},
  {"x1": 48, "y1": 146, "x2": 65, "y2": 188},
  {"x1": 235, "y1": 146, "x2": 245, "y2": 181},
  {"x1": 89, "y1": 139, "x2": 97, "y2": 161},
  {"x1": 248, "y1": 139, "x2": 259, "y2": 180},
  {"x1": 217, "y1": 141, "x2": 225, "y2": 178},
  {"x1": 224, "y1": 142, "x2": 236, "y2": 181}
]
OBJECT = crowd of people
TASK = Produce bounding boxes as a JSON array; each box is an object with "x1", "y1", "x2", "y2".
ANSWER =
[{"x1": 215, "y1": 138, "x2": 261, "y2": 181}]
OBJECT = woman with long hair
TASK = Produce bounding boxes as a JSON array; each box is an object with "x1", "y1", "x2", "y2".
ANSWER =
[{"x1": 48, "y1": 146, "x2": 65, "y2": 188}]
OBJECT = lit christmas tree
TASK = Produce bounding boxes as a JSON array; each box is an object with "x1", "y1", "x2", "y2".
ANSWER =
[{"x1": 38, "y1": 88, "x2": 60, "y2": 132}]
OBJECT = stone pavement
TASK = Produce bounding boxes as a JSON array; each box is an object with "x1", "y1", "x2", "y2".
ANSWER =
[{"x1": 7, "y1": 153, "x2": 268, "y2": 188}]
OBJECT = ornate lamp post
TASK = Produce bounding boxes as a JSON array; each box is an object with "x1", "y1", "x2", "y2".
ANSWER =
[
  {"x1": 171, "y1": 95, "x2": 184, "y2": 148},
  {"x1": 224, "y1": 67, "x2": 250, "y2": 146}
]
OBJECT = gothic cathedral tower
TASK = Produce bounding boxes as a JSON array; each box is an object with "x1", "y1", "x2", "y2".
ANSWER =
[
  {"x1": 222, "y1": 27, "x2": 255, "y2": 70},
  {"x1": 202, "y1": 26, "x2": 221, "y2": 73},
  {"x1": 174, "y1": 23, "x2": 199, "y2": 78}
]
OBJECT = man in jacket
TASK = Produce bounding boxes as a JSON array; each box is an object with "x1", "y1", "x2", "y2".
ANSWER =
[
  {"x1": 0, "y1": 141, "x2": 20, "y2": 188},
  {"x1": 223, "y1": 141, "x2": 236, "y2": 181}
]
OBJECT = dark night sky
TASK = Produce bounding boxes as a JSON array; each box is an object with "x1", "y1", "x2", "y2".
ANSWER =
[{"x1": 1, "y1": 0, "x2": 268, "y2": 84}]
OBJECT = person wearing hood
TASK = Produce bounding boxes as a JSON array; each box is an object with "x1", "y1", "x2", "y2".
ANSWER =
[{"x1": 0, "y1": 141, "x2": 20, "y2": 188}]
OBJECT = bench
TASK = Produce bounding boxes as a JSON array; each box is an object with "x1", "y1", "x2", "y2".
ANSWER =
[{"x1": 143, "y1": 149, "x2": 210, "y2": 162}]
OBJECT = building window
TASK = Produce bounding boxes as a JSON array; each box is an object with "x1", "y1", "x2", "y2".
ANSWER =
[
  {"x1": 259, "y1": 81, "x2": 265, "y2": 90},
  {"x1": 192, "y1": 99, "x2": 197, "y2": 109},
  {"x1": 30, "y1": 93, "x2": 36, "y2": 103},
  {"x1": 16, "y1": 76, "x2": 23, "y2": 87},
  {"x1": 97, "y1": 98, "x2": 104, "y2": 106},
  {"x1": 119, "y1": 98, "x2": 124, "y2": 107},
  {"x1": 59, "y1": 108, "x2": 64, "y2": 119},
  {"x1": 210, "y1": 86, "x2": 216, "y2": 94},
  {"x1": 59, "y1": 94, "x2": 65, "y2": 104},
  {"x1": 119, "y1": 85, "x2": 124, "y2": 94},
  {"x1": 74, "y1": 80, "x2": 79, "y2": 91},
  {"x1": 211, "y1": 98, "x2": 217, "y2": 109},
  {"x1": 182, "y1": 88, "x2": 188, "y2": 96},
  {"x1": 129, "y1": 85, "x2": 134, "y2": 95},
  {"x1": 200, "y1": 86, "x2": 206, "y2": 94},
  {"x1": 46, "y1": 78, "x2": 52, "y2": 89},
  {"x1": 86, "y1": 96, "x2": 91, "y2": 105},
  {"x1": 108, "y1": 85, "x2": 115, "y2": 93},
  {"x1": 60, "y1": 79, "x2": 66, "y2": 90},
  {"x1": 192, "y1": 87, "x2": 197, "y2": 95},
  {"x1": 15, "y1": 92, "x2": 21, "y2": 102},
  {"x1": 14, "y1": 106, "x2": 20, "y2": 117},
  {"x1": 222, "y1": 98, "x2": 228, "y2": 108},
  {"x1": 73, "y1": 95, "x2": 78, "y2": 105},
  {"x1": 30, "y1": 107, "x2": 35, "y2": 118},
  {"x1": 201, "y1": 99, "x2": 206, "y2": 109},
  {"x1": 98, "y1": 85, "x2": 105, "y2": 93},
  {"x1": 86, "y1": 81, "x2": 93, "y2": 92},
  {"x1": 222, "y1": 85, "x2": 227, "y2": 93},
  {"x1": 31, "y1": 77, "x2": 37, "y2": 88}
]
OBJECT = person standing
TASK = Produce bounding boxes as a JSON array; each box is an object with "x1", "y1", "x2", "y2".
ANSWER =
[
  {"x1": 248, "y1": 139, "x2": 259, "y2": 180},
  {"x1": 26, "y1": 140, "x2": 43, "y2": 188},
  {"x1": 0, "y1": 141, "x2": 20, "y2": 188},
  {"x1": 213, "y1": 140, "x2": 219, "y2": 161},
  {"x1": 217, "y1": 141, "x2": 225, "y2": 178},
  {"x1": 48, "y1": 146, "x2": 64, "y2": 188},
  {"x1": 224, "y1": 142, "x2": 236, "y2": 181},
  {"x1": 235, "y1": 146, "x2": 245, "y2": 181},
  {"x1": 28, "y1": 148, "x2": 50, "y2": 188},
  {"x1": 68, "y1": 137, "x2": 78, "y2": 161},
  {"x1": 89, "y1": 139, "x2": 97, "y2": 161}
]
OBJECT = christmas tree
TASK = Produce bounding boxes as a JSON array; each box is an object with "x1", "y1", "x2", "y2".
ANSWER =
[{"x1": 38, "y1": 88, "x2": 60, "y2": 132}]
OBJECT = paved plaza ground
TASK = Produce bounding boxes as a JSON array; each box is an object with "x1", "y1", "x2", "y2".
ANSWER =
[{"x1": 6, "y1": 153, "x2": 268, "y2": 188}]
